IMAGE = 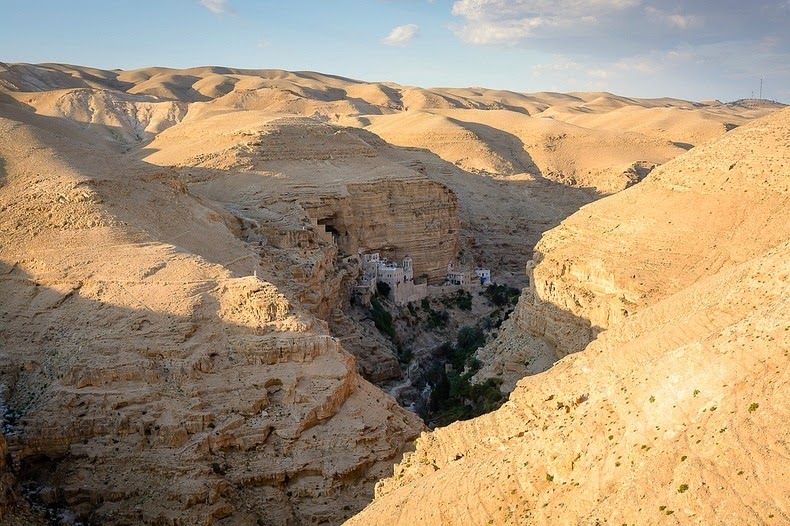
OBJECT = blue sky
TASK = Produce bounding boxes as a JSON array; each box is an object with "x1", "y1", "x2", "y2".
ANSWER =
[{"x1": 2, "y1": 0, "x2": 789, "y2": 102}]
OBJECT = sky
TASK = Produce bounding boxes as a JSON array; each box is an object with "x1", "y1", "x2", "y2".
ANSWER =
[{"x1": 2, "y1": 0, "x2": 789, "y2": 102}]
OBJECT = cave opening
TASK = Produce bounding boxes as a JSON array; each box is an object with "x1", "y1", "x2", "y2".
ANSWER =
[
  {"x1": 316, "y1": 214, "x2": 352, "y2": 253},
  {"x1": 318, "y1": 217, "x2": 340, "y2": 237}
]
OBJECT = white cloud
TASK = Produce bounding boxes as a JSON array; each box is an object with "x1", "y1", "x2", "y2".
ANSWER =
[
  {"x1": 615, "y1": 56, "x2": 659, "y2": 74},
  {"x1": 532, "y1": 47, "x2": 696, "y2": 90},
  {"x1": 588, "y1": 68, "x2": 611, "y2": 79},
  {"x1": 382, "y1": 24, "x2": 419, "y2": 46},
  {"x1": 451, "y1": 0, "x2": 641, "y2": 45},
  {"x1": 645, "y1": 7, "x2": 701, "y2": 29},
  {"x1": 200, "y1": 0, "x2": 231, "y2": 14},
  {"x1": 530, "y1": 56, "x2": 611, "y2": 91}
]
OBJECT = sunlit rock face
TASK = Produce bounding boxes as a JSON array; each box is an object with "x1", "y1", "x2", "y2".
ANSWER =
[{"x1": 346, "y1": 109, "x2": 790, "y2": 526}]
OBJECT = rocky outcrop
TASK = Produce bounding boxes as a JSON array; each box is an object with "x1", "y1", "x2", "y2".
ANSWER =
[
  {"x1": 348, "y1": 243, "x2": 789, "y2": 525},
  {"x1": 0, "y1": 433, "x2": 15, "y2": 517},
  {"x1": 0, "y1": 109, "x2": 424, "y2": 525},
  {"x1": 470, "y1": 289, "x2": 557, "y2": 394},
  {"x1": 4, "y1": 87, "x2": 186, "y2": 147},
  {"x1": 138, "y1": 110, "x2": 460, "y2": 383},
  {"x1": 2, "y1": 62, "x2": 785, "y2": 525},
  {"x1": 141, "y1": 112, "x2": 460, "y2": 286},
  {"x1": 509, "y1": 107, "x2": 790, "y2": 362},
  {"x1": 328, "y1": 308, "x2": 402, "y2": 384},
  {"x1": 302, "y1": 177, "x2": 459, "y2": 284},
  {"x1": 346, "y1": 107, "x2": 790, "y2": 526}
]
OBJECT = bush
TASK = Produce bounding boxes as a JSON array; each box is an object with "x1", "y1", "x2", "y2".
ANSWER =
[
  {"x1": 428, "y1": 371, "x2": 506, "y2": 427},
  {"x1": 427, "y1": 309, "x2": 449, "y2": 328},
  {"x1": 370, "y1": 299, "x2": 395, "y2": 339},
  {"x1": 443, "y1": 326, "x2": 485, "y2": 371},
  {"x1": 422, "y1": 324, "x2": 505, "y2": 427},
  {"x1": 396, "y1": 344, "x2": 413, "y2": 364},
  {"x1": 457, "y1": 326, "x2": 485, "y2": 355},
  {"x1": 455, "y1": 290, "x2": 472, "y2": 311},
  {"x1": 484, "y1": 283, "x2": 521, "y2": 307}
]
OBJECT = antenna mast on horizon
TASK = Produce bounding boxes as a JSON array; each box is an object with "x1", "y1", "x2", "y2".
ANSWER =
[{"x1": 759, "y1": 78, "x2": 763, "y2": 100}]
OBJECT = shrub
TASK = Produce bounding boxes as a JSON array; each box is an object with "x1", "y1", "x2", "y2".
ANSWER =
[
  {"x1": 457, "y1": 327, "x2": 485, "y2": 355},
  {"x1": 370, "y1": 299, "x2": 395, "y2": 338},
  {"x1": 448, "y1": 326, "x2": 486, "y2": 371},
  {"x1": 484, "y1": 283, "x2": 521, "y2": 307},
  {"x1": 396, "y1": 344, "x2": 413, "y2": 364},
  {"x1": 455, "y1": 290, "x2": 472, "y2": 311},
  {"x1": 420, "y1": 318, "x2": 506, "y2": 426},
  {"x1": 427, "y1": 309, "x2": 449, "y2": 328}
]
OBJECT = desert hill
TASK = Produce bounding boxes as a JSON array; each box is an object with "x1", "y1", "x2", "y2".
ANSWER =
[
  {"x1": 346, "y1": 108, "x2": 790, "y2": 525},
  {"x1": 2, "y1": 62, "x2": 780, "y2": 283},
  {"x1": 0, "y1": 62, "x2": 786, "y2": 525},
  {"x1": 0, "y1": 89, "x2": 427, "y2": 525}
]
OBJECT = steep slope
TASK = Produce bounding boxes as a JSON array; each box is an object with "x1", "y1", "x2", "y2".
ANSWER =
[
  {"x1": 365, "y1": 111, "x2": 535, "y2": 175},
  {"x1": 474, "y1": 108, "x2": 790, "y2": 385},
  {"x1": 2, "y1": 62, "x2": 782, "y2": 283},
  {"x1": 367, "y1": 108, "x2": 682, "y2": 193},
  {"x1": 347, "y1": 109, "x2": 790, "y2": 526},
  {"x1": 3, "y1": 87, "x2": 186, "y2": 147},
  {"x1": 140, "y1": 108, "x2": 460, "y2": 286},
  {"x1": 1, "y1": 63, "x2": 786, "y2": 524},
  {"x1": 0, "y1": 102, "x2": 423, "y2": 525},
  {"x1": 348, "y1": 244, "x2": 789, "y2": 525},
  {"x1": 518, "y1": 106, "x2": 790, "y2": 360}
]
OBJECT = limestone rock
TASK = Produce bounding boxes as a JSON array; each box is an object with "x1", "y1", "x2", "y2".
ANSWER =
[
  {"x1": 522, "y1": 106, "x2": 790, "y2": 359},
  {"x1": 346, "y1": 108, "x2": 790, "y2": 526},
  {"x1": 0, "y1": 62, "x2": 784, "y2": 525},
  {"x1": 0, "y1": 103, "x2": 424, "y2": 525}
]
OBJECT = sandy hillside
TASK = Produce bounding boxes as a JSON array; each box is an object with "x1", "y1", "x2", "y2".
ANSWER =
[
  {"x1": 0, "y1": 62, "x2": 786, "y2": 525},
  {"x1": 346, "y1": 107, "x2": 790, "y2": 526},
  {"x1": 0, "y1": 92, "x2": 424, "y2": 525},
  {"x1": 1, "y1": 62, "x2": 781, "y2": 283}
]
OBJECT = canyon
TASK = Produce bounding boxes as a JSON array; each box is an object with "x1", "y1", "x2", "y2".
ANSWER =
[
  {"x1": 350, "y1": 107, "x2": 790, "y2": 526},
  {"x1": 0, "y1": 62, "x2": 786, "y2": 525}
]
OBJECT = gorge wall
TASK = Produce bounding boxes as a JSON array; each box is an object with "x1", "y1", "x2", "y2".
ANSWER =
[
  {"x1": 0, "y1": 62, "x2": 784, "y2": 525},
  {"x1": 347, "y1": 108, "x2": 790, "y2": 525},
  {"x1": 475, "y1": 105, "x2": 790, "y2": 386},
  {"x1": 0, "y1": 105, "x2": 425, "y2": 525}
]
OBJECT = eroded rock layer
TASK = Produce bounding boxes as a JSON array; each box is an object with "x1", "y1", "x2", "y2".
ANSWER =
[
  {"x1": 141, "y1": 111, "x2": 460, "y2": 285},
  {"x1": 0, "y1": 62, "x2": 785, "y2": 525},
  {"x1": 515, "y1": 106, "x2": 790, "y2": 360},
  {"x1": 0, "y1": 105, "x2": 423, "y2": 525},
  {"x1": 347, "y1": 109, "x2": 790, "y2": 526},
  {"x1": 3, "y1": 62, "x2": 780, "y2": 284}
]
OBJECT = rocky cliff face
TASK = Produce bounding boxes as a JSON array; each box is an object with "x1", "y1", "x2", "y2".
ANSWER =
[
  {"x1": 0, "y1": 106, "x2": 424, "y2": 525},
  {"x1": 137, "y1": 112, "x2": 459, "y2": 383},
  {"x1": 142, "y1": 113, "x2": 460, "y2": 285},
  {"x1": 489, "y1": 107, "x2": 790, "y2": 371},
  {"x1": 0, "y1": 433, "x2": 16, "y2": 518},
  {"x1": 472, "y1": 109, "x2": 790, "y2": 389},
  {"x1": 1, "y1": 63, "x2": 785, "y2": 525},
  {"x1": 4, "y1": 62, "x2": 777, "y2": 289},
  {"x1": 347, "y1": 109, "x2": 790, "y2": 526},
  {"x1": 2, "y1": 87, "x2": 186, "y2": 149},
  {"x1": 301, "y1": 177, "x2": 459, "y2": 284}
]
